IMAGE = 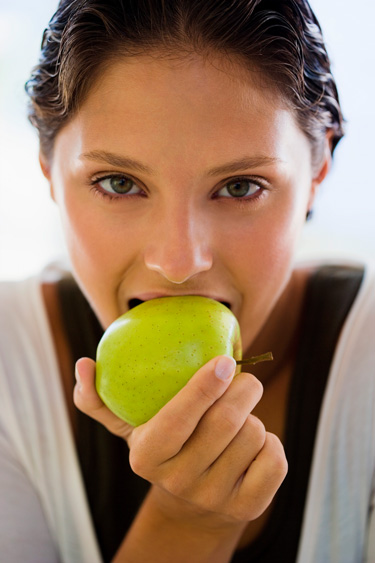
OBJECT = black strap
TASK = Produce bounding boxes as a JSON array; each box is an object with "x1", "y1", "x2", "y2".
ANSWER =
[
  {"x1": 57, "y1": 265, "x2": 364, "y2": 563},
  {"x1": 232, "y1": 265, "x2": 364, "y2": 562}
]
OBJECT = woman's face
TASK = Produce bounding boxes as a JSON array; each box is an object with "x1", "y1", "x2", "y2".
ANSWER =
[{"x1": 47, "y1": 54, "x2": 325, "y2": 350}]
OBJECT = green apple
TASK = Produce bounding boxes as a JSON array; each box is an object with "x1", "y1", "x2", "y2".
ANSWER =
[{"x1": 95, "y1": 295, "x2": 242, "y2": 426}]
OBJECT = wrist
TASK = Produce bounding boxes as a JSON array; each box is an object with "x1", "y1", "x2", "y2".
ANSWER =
[
  {"x1": 150, "y1": 485, "x2": 246, "y2": 539},
  {"x1": 114, "y1": 486, "x2": 246, "y2": 563}
]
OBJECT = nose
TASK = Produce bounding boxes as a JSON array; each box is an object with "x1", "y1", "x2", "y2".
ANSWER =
[{"x1": 143, "y1": 205, "x2": 213, "y2": 284}]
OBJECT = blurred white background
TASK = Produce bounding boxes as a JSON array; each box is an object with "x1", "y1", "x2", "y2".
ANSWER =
[{"x1": 0, "y1": 0, "x2": 374, "y2": 280}]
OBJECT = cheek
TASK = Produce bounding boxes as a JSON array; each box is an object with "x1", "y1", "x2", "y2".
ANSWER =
[
  {"x1": 223, "y1": 198, "x2": 304, "y2": 276},
  {"x1": 62, "y1": 199, "x2": 109, "y2": 273},
  {"x1": 224, "y1": 195, "x2": 307, "y2": 320},
  {"x1": 234, "y1": 229, "x2": 297, "y2": 350},
  {"x1": 55, "y1": 189, "x2": 135, "y2": 324}
]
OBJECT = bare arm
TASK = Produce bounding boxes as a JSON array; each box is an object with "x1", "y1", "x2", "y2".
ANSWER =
[{"x1": 112, "y1": 486, "x2": 246, "y2": 563}]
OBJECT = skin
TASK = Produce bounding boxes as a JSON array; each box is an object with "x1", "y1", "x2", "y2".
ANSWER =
[{"x1": 41, "y1": 52, "x2": 331, "y2": 561}]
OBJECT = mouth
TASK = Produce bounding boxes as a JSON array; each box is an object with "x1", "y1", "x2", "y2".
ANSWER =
[
  {"x1": 128, "y1": 297, "x2": 231, "y2": 310},
  {"x1": 128, "y1": 298, "x2": 145, "y2": 309}
]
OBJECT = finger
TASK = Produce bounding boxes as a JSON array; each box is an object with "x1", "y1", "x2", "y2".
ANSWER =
[
  {"x1": 204, "y1": 413, "x2": 266, "y2": 497},
  {"x1": 232, "y1": 432, "x2": 288, "y2": 521},
  {"x1": 74, "y1": 357, "x2": 133, "y2": 441},
  {"x1": 128, "y1": 355, "x2": 236, "y2": 468},
  {"x1": 173, "y1": 372, "x2": 264, "y2": 476}
]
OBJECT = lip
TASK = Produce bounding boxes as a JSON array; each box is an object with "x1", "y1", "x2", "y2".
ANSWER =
[{"x1": 127, "y1": 293, "x2": 232, "y2": 310}]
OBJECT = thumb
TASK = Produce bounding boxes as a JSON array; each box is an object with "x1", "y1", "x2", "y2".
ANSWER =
[
  {"x1": 143, "y1": 355, "x2": 237, "y2": 458},
  {"x1": 74, "y1": 357, "x2": 133, "y2": 441}
]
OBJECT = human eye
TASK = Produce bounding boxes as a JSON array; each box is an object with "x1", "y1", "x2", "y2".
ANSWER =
[
  {"x1": 215, "y1": 177, "x2": 264, "y2": 199},
  {"x1": 90, "y1": 174, "x2": 144, "y2": 199}
]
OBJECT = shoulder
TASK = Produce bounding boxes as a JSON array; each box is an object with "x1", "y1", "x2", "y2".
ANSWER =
[
  {"x1": 0, "y1": 267, "x2": 65, "y2": 423},
  {"x1": 0, "y1": 275, "x2": 47, "y2": 403},
  {"x1": 0, "y1": 269, "x2": 67, "y2": 481},
  {"x1": 295, "y1": 259, "x2": 375, "y2": 406},
  {"x1": 316, "y1": 262, "x2": 375, "y2": 456},
  {"x1": 356, "y1": 262, "x2": 375, "y2": 314},
  {"x1": 296, "y1": 259, "x2": 375, "y2": 326},
  {"x1": 0, "y1": 275, "x2": 44, "y2": 347},
  {"x1": 339, "y1": 262, "x2": 375, "y2": 363},
  {"x1": 0, "y1": 262, "x2": 72, "y2": 343},
  {"x1": 317, "y1": 261, "x2": 375, "y2": 390}
]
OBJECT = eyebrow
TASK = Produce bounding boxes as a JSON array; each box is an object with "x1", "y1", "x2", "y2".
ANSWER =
[
  {"x1": 80, "y1": 150, "x2": 282, "y2": 176},
  {"x1": 80, "y1": 150, "x2": 153, "y2": 174},
  {"x1": 207, "y1": 156, "x2": 282, "y2": 176}
]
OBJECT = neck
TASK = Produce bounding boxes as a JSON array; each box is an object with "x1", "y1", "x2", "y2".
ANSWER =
[{"x1": 244, "y1": 267, "x2": 312, "y2": 387}]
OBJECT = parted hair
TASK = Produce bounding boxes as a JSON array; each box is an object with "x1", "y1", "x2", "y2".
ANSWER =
[{"x1": 26, "y1": 0, "x2": 344, "y2": 167}]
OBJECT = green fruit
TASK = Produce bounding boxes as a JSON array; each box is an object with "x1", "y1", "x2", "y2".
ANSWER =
[{"x1": 95, "y1": 295, "x2": 242, "y2": 426}]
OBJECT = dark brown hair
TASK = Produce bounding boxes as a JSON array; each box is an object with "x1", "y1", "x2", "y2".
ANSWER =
[{"x1": 26, "y1": 0, "x2": 345, "y2": 168}]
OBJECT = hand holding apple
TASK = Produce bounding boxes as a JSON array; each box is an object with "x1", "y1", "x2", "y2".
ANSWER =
[{"x1": 77, "y1": 312, "x2": 285, "y2": 540}]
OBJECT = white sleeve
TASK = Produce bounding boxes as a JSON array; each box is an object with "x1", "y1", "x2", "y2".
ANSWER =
[
  {"x1": 0, "y1": 425, "x2": 60, "y2": 562},
  {"x1": 297, "y1": 265, "x2": 375, "y2": 562},
  {"x1": 0, "y1": 277, "x2": 102, "y2": 563}
]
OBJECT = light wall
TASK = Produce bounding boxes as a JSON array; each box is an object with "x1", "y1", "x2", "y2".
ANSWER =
[
  {"x1": 0, "y1": 0, "x2": 374, "y2": 280},
  {"x1": 0, "y1": 0, "x2": 64, "y2": 280},
  {"x1": 297, "y1": 0, "x2": 375, "y2": 266}
]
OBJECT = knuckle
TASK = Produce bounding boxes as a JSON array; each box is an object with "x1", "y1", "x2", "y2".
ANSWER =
[
  {"x1": 233, "y1": 496, "x2": 268, "y2": 522},
  {"x1": 72, "y1": 385, "x2": 88, "y2": 413},
  {"x1": 240, "y1": 372, "x2": 264, "y2": 399},
  {"x1": 245, "y1": 414, "x2": 266, "y2": 449},
  {"x1": 238, "y1": 372, "x2": 263, "y2": 398},
  {"x1": 194, "y1": 380, "x2": 218, "y2": 404},
  {"x1": 229, "y1": 502, "x2": 251, "y2": 523},
  {"x1": 163, "y1": 472, "x2": 191, "y2": 499},
  {"x1": 128, "y1": 446, "x2": 147, "y2": 477},
  {"x1": 156, "y1": 409, "x2": 190, "y2": 444},
  {"x1": 210, "y1": 402, "x2": 242, "y2": 434},
  {"x1": 197, "y1": 485, "x2": 221, "y2": 512},
  {"x1": 265, "y1": 432, "x2": 288, "y2": 478},
  {"x1": 128, "y1": 430, "x2": 153, "y2": 478},
  {"x1": 227, "y1": 489, "x2": 264, "y2": 522}
]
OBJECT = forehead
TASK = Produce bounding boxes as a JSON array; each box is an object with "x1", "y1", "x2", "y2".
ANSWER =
[
  {"x1": 58, "y1": 53, "x2": 310, "y2": 170},
  {"x1": 85, "y1": 52, "x2": 286, "y2": 120}
]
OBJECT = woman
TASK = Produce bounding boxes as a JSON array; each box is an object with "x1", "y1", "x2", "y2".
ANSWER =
[{"x1": 0, "y1": 0, "x2": 374, "y2": 561}]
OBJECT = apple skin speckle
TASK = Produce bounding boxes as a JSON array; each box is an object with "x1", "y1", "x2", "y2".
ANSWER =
[{"x1": 96, "y1": 296, "x2": 242, "y2": 426}]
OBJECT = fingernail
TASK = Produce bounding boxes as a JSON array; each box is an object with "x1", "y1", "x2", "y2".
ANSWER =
[{"x1": 215, "y1": 355, "x2": 236, "y2": 381}]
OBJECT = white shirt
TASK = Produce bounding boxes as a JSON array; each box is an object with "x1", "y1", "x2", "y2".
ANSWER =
[{"x1": 0, "y1": 265, "x2": 374, "y2": 562}]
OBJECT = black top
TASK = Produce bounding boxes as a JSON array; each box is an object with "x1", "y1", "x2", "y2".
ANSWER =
[{"x1": 57, "y1": 265, "x2": 364, "y2": 562}]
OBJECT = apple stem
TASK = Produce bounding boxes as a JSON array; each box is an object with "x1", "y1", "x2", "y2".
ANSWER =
[{"x1": 236, "y1": 351, "x2": 273, "y2": 366}]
